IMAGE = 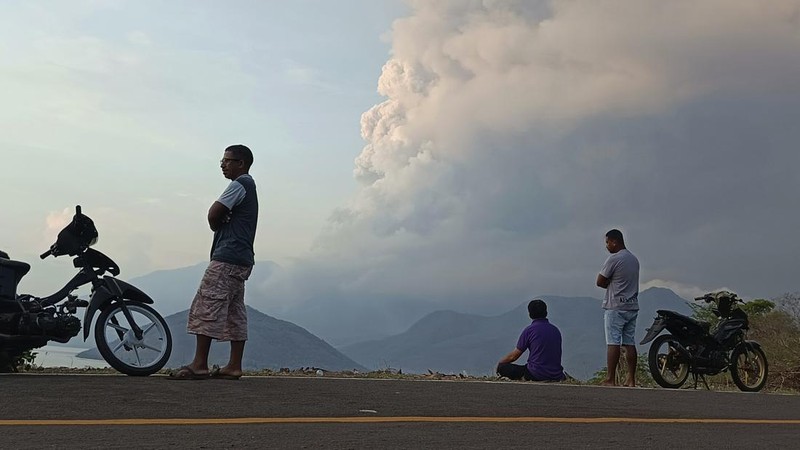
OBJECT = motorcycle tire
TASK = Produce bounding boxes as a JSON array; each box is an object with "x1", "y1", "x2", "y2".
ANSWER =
[
  {"x1": 648, "y1": 334, "x2": 690, "y2": 389},
  {"x1": 729, "y1": 342, "x2": 768, "y2": 392},
  {"x1": 95, "y1": 301, "x2": 172, "y2": 376}
]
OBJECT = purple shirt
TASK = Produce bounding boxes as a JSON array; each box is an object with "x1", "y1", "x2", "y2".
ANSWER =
[{"x1": 516, "y1": 318, "x2": 565, "y2": 381}]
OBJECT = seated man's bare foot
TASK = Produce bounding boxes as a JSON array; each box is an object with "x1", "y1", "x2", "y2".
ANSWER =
[{"x1": 599, "y1": 380, "x2": 616, "y2": 386}]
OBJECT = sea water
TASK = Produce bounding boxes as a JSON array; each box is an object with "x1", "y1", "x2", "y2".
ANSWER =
[{"x1": 32, "y1": 345, "x2": 109, "y2": 369}]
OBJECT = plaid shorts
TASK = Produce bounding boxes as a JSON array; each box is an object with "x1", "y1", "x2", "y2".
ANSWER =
[{"x1": 187, "y1": 261, "x2": 252, "y2": 341}]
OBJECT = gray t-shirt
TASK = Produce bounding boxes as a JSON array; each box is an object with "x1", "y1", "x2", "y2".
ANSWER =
[
  {"x1": 600, "y1": 248, "x2": 640, "y2": 311},
  {"x1": 210, "y1": 174, "x2": 258, "y2": 267}
]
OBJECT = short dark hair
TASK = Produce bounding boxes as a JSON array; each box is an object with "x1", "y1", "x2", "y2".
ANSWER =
[
  {"x1": 225, "y1": 144, "x2": 253, "y2": 168},
  {"x1": 528, "y1": 299, "x2": 547, "y2": 319},
  {"x1": 605, "y1": 229, "x2": 625, "y2": 245}
]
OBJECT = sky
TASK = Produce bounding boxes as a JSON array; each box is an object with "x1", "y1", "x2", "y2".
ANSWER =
[
  {"x1": 3, "y1": 1, "x2": 800, "y2": 314},
  {"x1": 2, "y1": 0, "x2": 407, "y2": 293}
]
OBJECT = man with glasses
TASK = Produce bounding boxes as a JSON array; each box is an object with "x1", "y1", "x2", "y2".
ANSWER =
[{"x1": 170, "y1": 144, "x2": 258, "y2": 380}]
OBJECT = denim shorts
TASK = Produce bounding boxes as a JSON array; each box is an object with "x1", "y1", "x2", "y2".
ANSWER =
[{"x1": 604, "y1": 309, "x2": 638, "y2": 346}]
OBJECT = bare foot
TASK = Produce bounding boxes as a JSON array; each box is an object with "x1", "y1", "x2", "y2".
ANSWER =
[
  {"x1": 210, "y1": 365, "x2": 243, "y2": 380},
  {"x1": 167, "y1": 365, "x2": 209, "y2": 380},
  {"x1": 600, "y1": 380, "x2": 616, "y2": 386},
  {"x1": 185, "y1": 364, "x2": 209, "y2": 376},
  {"x1": 623, "y1": 382, "x2": 636, "y2": 387}
]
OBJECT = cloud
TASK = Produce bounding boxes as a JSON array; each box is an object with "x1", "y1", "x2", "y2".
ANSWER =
[
  {"x1": 640, "y1": 279, "x2": 734, "y2": 303},
  {"x1": 126, "y1": 30, "x2": 152, "y2": 46},
  {"x1": 0, "y1": 3, "x2": 259, "y2": 160},
  {"x1": 44, "y1": 208, "x2": 73, "y2": 244},
  {"x1": 282, "y1": 59, "x2": 340, "y2": 93},
  {"x1": 257, "y1": 0, "x2": 800, "y2": 316}
]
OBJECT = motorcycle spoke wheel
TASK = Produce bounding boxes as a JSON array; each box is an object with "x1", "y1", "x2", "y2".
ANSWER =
[
  {"x1": 648, "y1": 335, "x2": 689, "y2": 389},
  {"x1": 730, "y1": 344, "x2": 768, "y2": 392},
  {"x1": 95, "y1": 302, "x2": 172, "y2": 376}
]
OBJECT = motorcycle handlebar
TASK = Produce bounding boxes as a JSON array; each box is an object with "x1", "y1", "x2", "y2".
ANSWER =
[
  {"x1": 694, "y1": 293, "x2": 741, "y2": 303},
  {"x1": 40, "y1": 249, "x2": 52, "y2": 259}
]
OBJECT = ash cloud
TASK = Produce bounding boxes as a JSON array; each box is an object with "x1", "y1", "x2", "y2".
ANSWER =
[{"x1": 260, "y1": 0, "x2": 800, "y2": 321}]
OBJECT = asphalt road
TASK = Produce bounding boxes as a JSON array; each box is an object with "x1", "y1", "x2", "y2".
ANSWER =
[{"x1": 1, "y1": 374, "x2": 798, "y2": 449}]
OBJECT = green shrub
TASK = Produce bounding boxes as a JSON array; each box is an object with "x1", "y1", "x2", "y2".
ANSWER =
[
  {"x1": 589, "y1": 354, "x2": 655, "y2": 387},
  {"x1": 0, "y1": 349, "x2": 37, "y2": 373}
]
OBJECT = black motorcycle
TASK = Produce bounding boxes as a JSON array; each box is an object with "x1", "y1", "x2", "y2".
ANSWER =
[
  {"x1": 0, "y1": 206, "x2": 172, "y2": 375},
  {"x1": 640, "y1": 291, "x2": 768, "y2": 392}
]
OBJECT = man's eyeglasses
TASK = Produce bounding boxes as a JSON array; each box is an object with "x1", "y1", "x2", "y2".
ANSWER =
[{"x1": 220, "y1": 158, "x2": 242, "y2": 165}]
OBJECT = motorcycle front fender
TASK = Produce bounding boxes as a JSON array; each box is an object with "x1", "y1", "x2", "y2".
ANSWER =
[
  {"x1": 739, "y1": 340, "x2": 763, "y2": 352},
  {"x1": 639, "y1": 317, "x2": 667, "y2": 345},
  {"x1": 82, "y1": 277, "x2": 154, "y2": 340}
]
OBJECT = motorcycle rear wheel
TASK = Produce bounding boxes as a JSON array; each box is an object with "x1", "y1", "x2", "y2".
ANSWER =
[
  {"x1": 730, "y1": 343, "x2": 768, "y2": 392},
  {"x1": 95, "y1": 301, "x2": 172, "y2": 376},
  {"x1": 648, "y1": 334, "x2": 690, "y2": 389}
]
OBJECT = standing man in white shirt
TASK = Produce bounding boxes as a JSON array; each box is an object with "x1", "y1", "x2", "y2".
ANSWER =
[
  {"x1": 596, "y1": 229, "x2": 640, "y2": 387},
  {"x1": 169, "y1": 144, "x2": 259, "y2": 380}
]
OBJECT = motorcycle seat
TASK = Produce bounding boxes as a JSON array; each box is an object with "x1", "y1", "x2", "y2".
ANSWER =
[
  {"x1": 657, "y1": 309, "x2": 711, "y2": 332},
  {"x1": 0, "y1": 256, "x2": 31, "y2": 300}
]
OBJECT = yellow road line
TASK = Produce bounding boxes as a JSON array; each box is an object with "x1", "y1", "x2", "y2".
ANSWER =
[{"x1": 1, "y1": 417, "x2": 800, "y2": 426}]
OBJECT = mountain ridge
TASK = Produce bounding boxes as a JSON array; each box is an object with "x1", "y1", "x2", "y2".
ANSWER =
[
  {"x1": 78, "y1": 305, "x2": 365, "y2": 372},
  {"x1": 340, "y1": 287, "x2": 692, "y2": 380}
]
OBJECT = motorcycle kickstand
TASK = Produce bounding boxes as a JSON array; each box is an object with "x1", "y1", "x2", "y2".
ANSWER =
[{"x1": 692, "y1": 373, "x2": 710, "y2": 390}]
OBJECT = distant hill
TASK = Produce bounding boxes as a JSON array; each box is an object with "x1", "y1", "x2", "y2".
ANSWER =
[
  {"x1": 340, "y1": 287, "x2": 692, "y2": 380},
  {"x1": 281, "y1": 295, "x2": 437, "y2": 347},
  {"x1": 78, "y1": 305, "x2": 365, "y2": 372},
  {"x1": 126, "y1": 261, "x2": 280, "y2": 317},
  {"x1": 126, "y1": 260, "x2": 437, "y2": 346}
]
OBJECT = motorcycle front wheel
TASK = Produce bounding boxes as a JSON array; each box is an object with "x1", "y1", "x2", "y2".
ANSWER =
[
  {"x1": 730, "y1": 343, "x2": 768, "y2": 392},
  {"x1": 95, "y1": 301, "x2": 172, "y2": 376},
  {"x1": 648, "y1": 334, "x2": 690, "y2": 389}
]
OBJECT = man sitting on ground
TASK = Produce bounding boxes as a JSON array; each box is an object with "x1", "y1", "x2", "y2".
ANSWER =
[{"x1": 496, "y1": 299, "x2": 566, "y2": 381}]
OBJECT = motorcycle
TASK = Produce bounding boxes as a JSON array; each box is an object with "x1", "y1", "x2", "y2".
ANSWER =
[
  {"x1": 0, "y1": 206, "x2": 172, "y2": 376},
  {"x1": 640, "y1": 290, "x2": 768, "y2": 392}
]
